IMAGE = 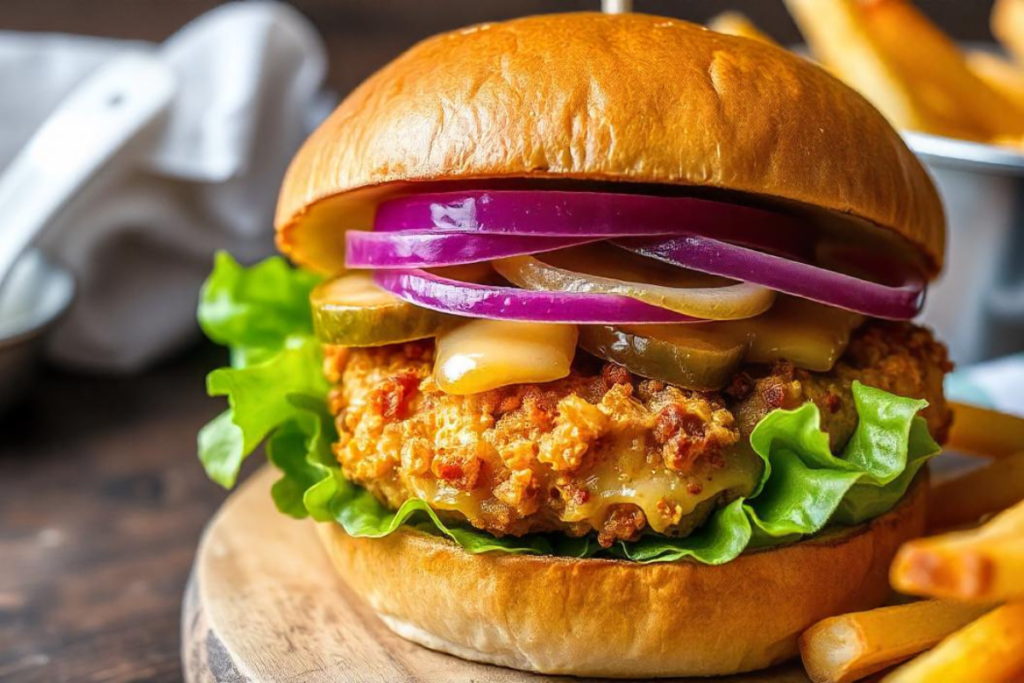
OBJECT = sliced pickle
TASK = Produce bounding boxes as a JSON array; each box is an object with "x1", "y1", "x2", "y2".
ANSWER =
[
  {"x1": 741, "y1": 297, "x2": 864, "y2": 371},
  {"x1": 435, "y1": 319, "x2": 578, "y2": 394},
  {"x1": 579, "y1": 324, "x2": 747, "y2": 391},
  {"x1": 494, "y1": 244, "x2": 775, "y2": 321},
  {"x1": 311, "y1": 273, "x2": 455, "y2": 346},
  {"x1": 579, "y1": 298, "x2": 866, "y2": 391}
]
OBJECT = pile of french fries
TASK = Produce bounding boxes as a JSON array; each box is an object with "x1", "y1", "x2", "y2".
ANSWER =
[
  {"x1": 709, "y1": 0, "x2": 1024, "y2": 150},
  {"x1": 792, "y1": 402, "x2": 1024, "y2": 683}
]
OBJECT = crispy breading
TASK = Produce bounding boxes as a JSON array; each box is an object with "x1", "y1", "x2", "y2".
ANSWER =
[
  {"x1": 325, "y1": 322, "x2": 951, "y2": 547},
  {"x1": 730, "y1": 322, "x2": 954, "y2": 447}
]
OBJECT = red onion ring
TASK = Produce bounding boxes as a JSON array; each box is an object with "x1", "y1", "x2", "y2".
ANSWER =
[
  {"x1": 375, "y1": 190, "x2": 811, "y2": 258},
  {"x1": 363, "y1": 190, "x2": 927, "y2": 321},
  {"x1": 617, "y1": 236, "x2": 926, "y2": 320},
  {"x1": 373, "y1": 269, "x2": 700, "y2": 324},
  {"x1": 346, "y1": 231, "x2": 598, "y2": 269}
]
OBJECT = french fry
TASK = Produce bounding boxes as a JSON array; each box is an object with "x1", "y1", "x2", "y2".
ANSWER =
[
  {"x1": 993, "y1": 0, "x2": 1024, "y2": 67},
  {"x1": 966, "y1": 50, "x2": 1024, "y2": 109},
  {"x1": 947, "y1": 402, "x2": 1024, "y2": 459},
  {"x1": 928, "y1": 451, "x2": 1024, "y2": 531},
  {"x1": 892, "y1": 499, "x2": 1024, "y2": 601},
  {"x1": 785, "y1": 0, "x2": 1024, "y2": 141},
  {"x1": 882, "y1": 603, "x2": 1024, "y2": 683},
  {"x1": 798, "y1": 600, "x2": 993, "y2": 683},
  {"x1": 707, "y1": 12, "x2": 778, "y2": 46},
  {"x1": 991, "y1": 132, "x2": 1024, "y2": 152},
  {"x1": 783, "y1": 0, "x2": 955, "y2": 137},
  {"x1": 966, "y1": 50, "x2": 1024, "y2": 152},
  {"x1": 857, "y1": 0, "x2": 1024, "y2": 138}
]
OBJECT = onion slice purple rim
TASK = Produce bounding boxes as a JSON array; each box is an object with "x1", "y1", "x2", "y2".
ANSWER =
[
  {"x1": 346, "y1": 231, "x2": 599, "y2": 269},
  {"x1": 373, "y1": 269, "x2": 701, "y2": 324},
  {"x1": 362, "y1": 190, "x2": 926, "y2": 321},
  {"x1": 374, "y1": 190, "x2": 811, "y2": 258},
  {"x1": 616, "y1": 236, "x2": 926, "y2": 320}
]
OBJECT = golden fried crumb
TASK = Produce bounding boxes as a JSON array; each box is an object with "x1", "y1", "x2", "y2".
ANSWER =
[{"x1": 324, "y1": 322, "x2": 951, "y2": 547}]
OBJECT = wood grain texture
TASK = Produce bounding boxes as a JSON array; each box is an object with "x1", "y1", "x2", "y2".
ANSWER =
[
  {"x1": 0, "y1": 344, "x2": 239, "y2": 683},
  {"x1": 183, "y1": 466, "x2": 811, "y2": 683}
]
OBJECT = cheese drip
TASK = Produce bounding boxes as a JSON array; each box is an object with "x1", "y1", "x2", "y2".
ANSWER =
[
  {"x1": 409, "y1": 439, "x2": 763, "y2": 535},
  {"x1": 566, "y1": 440, "x2": 762, "y2": 534},
  {"x1": 435, "y1": 319, "x2": 578, "y2": 394}
]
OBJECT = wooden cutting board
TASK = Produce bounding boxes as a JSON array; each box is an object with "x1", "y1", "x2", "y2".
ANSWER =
[{"x1": 181, "y1": 465, "x2": 812, "y2": 683}]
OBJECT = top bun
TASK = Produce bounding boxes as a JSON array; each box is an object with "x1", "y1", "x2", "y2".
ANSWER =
[{"x1": 276, "y1": 12, "x2": 944, "y2": 276}]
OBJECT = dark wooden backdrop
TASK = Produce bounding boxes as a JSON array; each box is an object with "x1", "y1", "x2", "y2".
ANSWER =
[{"x1": 0, "y1": 0, "x2": 1004, "y2": 97}]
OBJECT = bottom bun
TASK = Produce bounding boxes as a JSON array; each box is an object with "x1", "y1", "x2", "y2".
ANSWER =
[{"x1": 316, "y1": 472, "x2": 927, "y2": 678}]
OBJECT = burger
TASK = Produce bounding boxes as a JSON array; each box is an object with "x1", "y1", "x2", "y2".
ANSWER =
[{"x1": 197, "y1": 12, "x2": 952, "y2": 678}]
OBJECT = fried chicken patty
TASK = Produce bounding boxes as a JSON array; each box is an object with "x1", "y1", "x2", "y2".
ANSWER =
[{"x1": 324, "y1": 322, "x2": 952, "y2": 547}]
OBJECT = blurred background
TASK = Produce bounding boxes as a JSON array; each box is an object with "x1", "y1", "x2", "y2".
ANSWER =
[
  {"x1": 1, "y1": 1, "x2": 1003, "y2": 95},
  {"x1": 1, "y1": 2, "x2": 1022, "y2": 682}
]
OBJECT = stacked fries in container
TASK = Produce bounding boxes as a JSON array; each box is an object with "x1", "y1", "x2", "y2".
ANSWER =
[
  {"x1": 711, "y1": 0, "x2": 1024, "y2": 150},
  {"x1": 787, "y1": 404, "x2": 1024, "y2": 682}
]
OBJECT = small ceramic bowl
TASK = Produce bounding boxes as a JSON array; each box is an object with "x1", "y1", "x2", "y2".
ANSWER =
[{"x1": 0, "y1": 250, "x2": 75, "y2": 414}]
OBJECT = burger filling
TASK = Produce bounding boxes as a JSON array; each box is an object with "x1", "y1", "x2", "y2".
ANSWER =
[
  {"x1": 325, "y1": 321, "x2": 950, "y2": 547},
  {"x1": 198, "y1": 189, "x2": 950, "y2": 565}
]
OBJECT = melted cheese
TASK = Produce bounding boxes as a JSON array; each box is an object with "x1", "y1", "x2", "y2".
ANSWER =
[
  {"x1": 566, "y1": 439, "x2": 763, "y2": 534},
  {"x1": 407, "y1": 435, "x2": 763, "y2": 535},
  {"x1": 703, "y1": 297, "x2": 865, "y2": 372},
  {"x1": 434, "y1": 319, "x2": 579, "y2": 395},
  {"x1": 409, "y1": 478, "x2": 489, "y2": 514}
]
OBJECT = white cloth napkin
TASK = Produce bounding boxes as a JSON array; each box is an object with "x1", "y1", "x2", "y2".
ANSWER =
[{"x1": 0, "y1": 1, "x2": 329, "y2": 371}]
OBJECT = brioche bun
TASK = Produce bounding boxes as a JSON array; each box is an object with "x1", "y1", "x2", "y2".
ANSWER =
[
  {"x1": 315, "y1": 471, "x2": 927, "y2": 678},
  {"x1": 276, "y1": 12, "x2": 944, "y2": 277}
]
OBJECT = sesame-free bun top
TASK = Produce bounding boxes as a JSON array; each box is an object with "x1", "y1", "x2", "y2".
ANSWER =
[{"x1": 276, "y1": 12, "x2": 945, "y2": 276}]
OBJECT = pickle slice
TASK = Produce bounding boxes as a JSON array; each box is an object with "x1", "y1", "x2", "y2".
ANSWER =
[
  {"x1": 311, "y1": 273, "x2": 455, "y2": 346},
  {"x1": 579, "y1": 324, "x2": 747, "y2": 391},
  {"x1": 579, "y1": 298, "x2": 865, "y2": 391},
  {"x1": 742, "y1": 298, "x2": 864, "y2": 371}
]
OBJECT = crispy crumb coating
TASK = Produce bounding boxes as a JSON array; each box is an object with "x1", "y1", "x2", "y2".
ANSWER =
[{"x1": 325, "y1": 322, "x2": 951, "y2": 547}]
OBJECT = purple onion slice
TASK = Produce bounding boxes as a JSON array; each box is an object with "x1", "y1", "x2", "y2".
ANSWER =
[
  {"x1": 617, "y1": 236, "x2": 925, "y2": 320},
  {"x1": 373, "y1": 268, "x2": 701, "y2": 324}
]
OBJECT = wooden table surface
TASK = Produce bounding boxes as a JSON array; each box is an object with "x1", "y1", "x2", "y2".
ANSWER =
[{"x1": 0, "y1": 343, "x2": 251, "y2": 683}]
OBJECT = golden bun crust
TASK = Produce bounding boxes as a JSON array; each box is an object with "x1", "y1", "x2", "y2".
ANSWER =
[
  {"x1": 277, "y1": 12, "x2": 944, "y2": 276},
  {"x1": 315, "y1": 472, "x2": 927, "y2": 678}
]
